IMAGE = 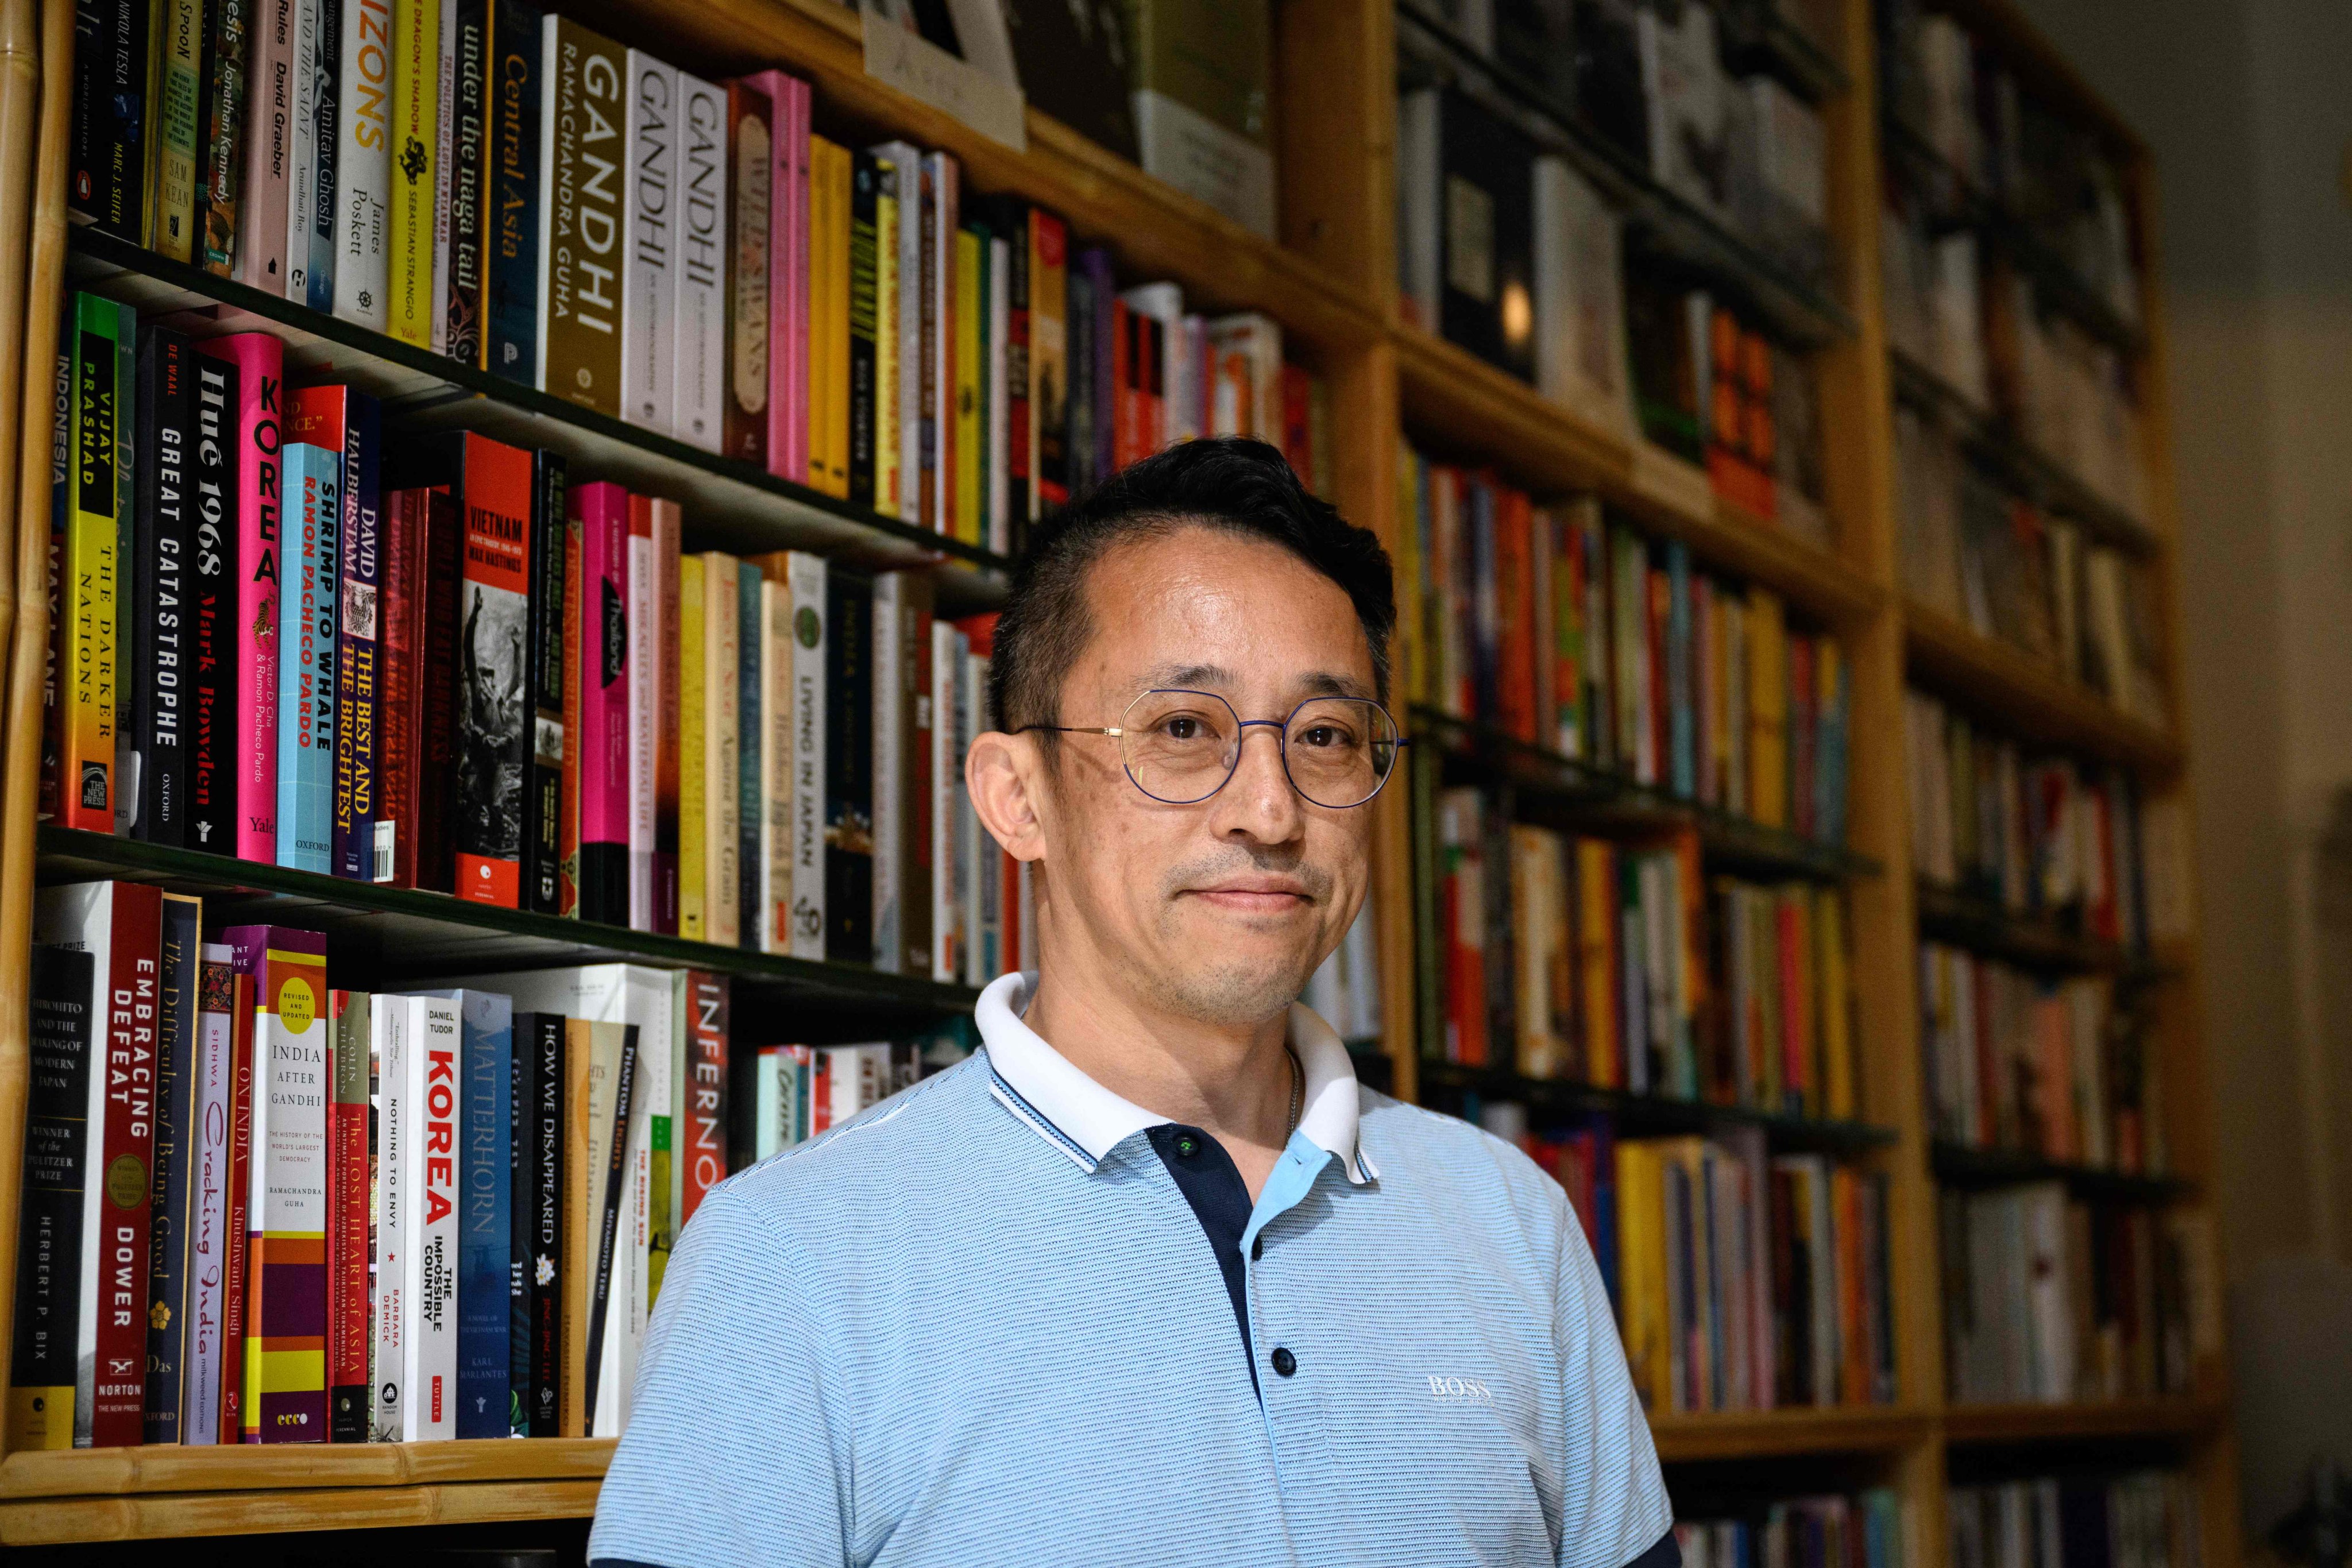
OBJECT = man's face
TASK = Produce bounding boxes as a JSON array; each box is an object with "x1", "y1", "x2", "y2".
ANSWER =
[{"x1": 1034, "y1": 526, "x2": 1378, "y2": 1029}]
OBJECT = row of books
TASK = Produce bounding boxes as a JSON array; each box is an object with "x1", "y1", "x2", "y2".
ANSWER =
[
  {"x1": 43, "y1": 307, "x2": 1057, "y2": 979},
  {"x1": 1878, "y1": 0, "x2": 2142, "y2": 331},
  {"x1": 1895, "y1": 407, "x2": 2166, "y2": 725},
  {"x1": 1401, "y1": 470, "x2": 1851, "y2": 843},
  {"x1": 1918, "y1": 949, "x2": 2164, "y2": 1177},
  {"x1": 743, "y1": 1039, "x2": 953, "y2": 1163},
  {"x1": 72, "y1": 6, "x2": 1322, "y2": 553},
  {"x1": 13, "y1": 881, "x2": 741, "y2": 1449},
  {"x1": 1435, "y1": 798, "x2": 1859, "y2": 1122},
  {"x1": 1493, "y1": 1113, "x2": 1894, "y2": 1412},
  {"x1": 1883, "y1": 215, "x2": 2148, "y2": 523},
  {"x1": 1948, "y1": 1472, "x2": 2203, "y2": 1568},
  {"x1": 1903, "y1": 689, "x2": 2156, "y2": 952},
  {"x1": 1394, "y1": 79, "x2": 1833, "y2": 540},
  {"x1": 1938, "y1": 1184, "x2": 2201, "y2": 1407},
  {"x1": 1675, "y1": 1490, "x2": 1907, "y2": 1568}
]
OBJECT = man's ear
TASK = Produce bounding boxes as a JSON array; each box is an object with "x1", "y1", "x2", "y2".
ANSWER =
[{"x1": 967, "y1": 730, "x2": 1049, "y2": 864}]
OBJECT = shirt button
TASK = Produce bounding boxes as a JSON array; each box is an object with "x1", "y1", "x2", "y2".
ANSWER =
[
  {"x1": 1175, "y1": 1134, "x2": 1200, "y2": 1160},
  {"x1": 1271, "y1": 1347, "x2": 1297, "y2": 1378}
]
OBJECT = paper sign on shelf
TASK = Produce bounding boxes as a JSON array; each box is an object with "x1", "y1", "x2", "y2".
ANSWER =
[{"x1": 860, "y1": 2, "x2": 1028, "y2": 153}]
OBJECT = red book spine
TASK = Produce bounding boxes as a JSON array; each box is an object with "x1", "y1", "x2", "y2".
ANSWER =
[
  {"x1": 1496, "y1": 492, "x2": 1538, "y2": 744},
  {"x1": 1142, "y1": 316, "x2": 1165, "y2": 455},
  {"x1": 327, "y1": 991, "x2": 370, "y2": 1439},
  {"x1": 1776, "y1": 896, "x2": 1805, "y2": 1107},
  {"x1": 452, "y1": 434, "x2": 535, "y2": 906},
  {"x1": 216, "y1": 971, "x2": 254, "y2": 1444},
  {"x1": 377, "y1": 491, "x2": 418, "y2": 887},
  {"x1": 721, "y1": 79, "x2": 773, "y2": 470},
  {"x1": 416, "y1": 490, "x2": 462, "y2": 892},
  {"x1": 1280, "y1": 364, "x2": 1311, "y2": 480},
  {"x1": 1110, "y1": 300, "x2": 1133, "y2": 470},
  {"x1": 682, "y1": 974, "x2": 728, "y2": 1221},
  {"x1": 91, "y1": 886, "x2": 164, "y2": 1446}
]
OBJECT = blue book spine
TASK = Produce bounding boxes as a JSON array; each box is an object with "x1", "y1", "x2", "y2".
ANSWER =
[
  {"x1": 276, "y1": 442, "x2": 340, "y2": 872},
  {"x1": 485, "y1": 0, "x2": 544, "y2": 385},
  {"x1": 737, "y1": 562, "x2": 762, "y2": 948},
  {"x1": 450, "y1": 987, "x2": 513, "y2": 1439},
  {"x1": 306, "y1": 0, "x2": 340, "y2": 312},
  {"x1": 1667, "y1": 542, "x2": 1693, "y2": 801},
  {"x1": 330, "y1": 391, "x2": 383, "y2": 880}
]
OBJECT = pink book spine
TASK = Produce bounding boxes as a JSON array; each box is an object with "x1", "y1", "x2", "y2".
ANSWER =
[
  {"x1": 754, "y1": 71, "x2": 808, "y2": 483},
  {"x1": 572, "y1": 481, "x2": 633, "y2": 922},
  {"x1": 197, "y1": 333, "x2": 286, "y2": 861}
]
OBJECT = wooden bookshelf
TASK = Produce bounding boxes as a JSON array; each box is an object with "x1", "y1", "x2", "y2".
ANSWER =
[{"x1": 0, "y1": 0, "x2": 2237, "y2": 1552}]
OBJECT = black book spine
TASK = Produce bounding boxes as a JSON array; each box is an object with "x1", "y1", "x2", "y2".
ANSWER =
[
  {"x1": 485, "y1": 0, "x2": 543, "y2": 385},
  {"x1": 847, "y1": 149, "x2": 879, "y2": 509},
  {"x1": 307, "y1": 0, "x2": 340, "y2": 310},
  {"x1": 130, "y1": 327, "x2": 190, "y2": 844},
  {"x1": 69, "y1": 0, "x2": 146, "y2": 237},
  {"x1": 505, "y1": 1012, "x2": 531, "y2": 1435},
  {"x1": 527, "y1": 1012, "x2": 562, "y2": 1436},
  {"x1": 824, "y1": 569, "x2": 873, "y2": 965},
  {"x1": 1065, "y1": 267, "x2": 1092, "y2": 497},
  {"x1": 581, "y1": 1022, "x2": 636, "y2": 1431},
  {"x1": 447, "y1": 0, "x2": 489, "y2": 366},
  {"x1": 523, "y1": 451, "x2": 567, "y2": 914},
  {"x1": 11, "y1": 946, "x2": 94, "y2": 1448},
  {"x1": 141, "y1": 897, "x2": 200, "y2": 1443},
  {"x1": 196, "y1": 0, "x2": 249, "y2": 274},
  {"x1": 187, "y1": 350, "x2": 238, "y2": 853},
  {"x1": 416, "y1": 489, "x2": 464, "y2": 892}
]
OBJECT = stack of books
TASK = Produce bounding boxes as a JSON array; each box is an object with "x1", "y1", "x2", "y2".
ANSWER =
[
  {"x1": 1674, "y1": 1489, "x2": 1906, "y2": 1568},
  {"x1": 12, "y1": 883, "x2": 776, "y2": 1449},
  {"x1": 1917, "y1": 949, "x2": 2163, "y2": 1177},
  {"x1": 1401, "y1": 468, "x2": 1851, "y2": 841},
  {"x1": 1947, "y1": 1471, "x2": 2203, "y2": 1568}
]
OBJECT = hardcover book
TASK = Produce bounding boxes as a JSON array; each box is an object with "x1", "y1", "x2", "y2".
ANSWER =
[
  {"x1": 287, "y1": 385, "x2": 385, "y2": 882},
  {"x1": 534, "y1": 14, "x2": 625, "y2": 415},
  {"x1": 626, "y1": 495, "x2": 658, "y2": 930},
  {"x1": 275, "y1": 441, "x2": 341, "y2": 874},
  {"x1": 443, "y1": 0, "x2": 489, "y2": 362},
  {"x1": 825, "y1": 569, "x2": 874, "y2": 964},
  {"x1": 235, "y1": 0, "x2": 293, "y2": 291},
  {"x1": 786, "y1": 551, "x2": 826, "y2": 959},
  {"x1": 621, "y1": 51, "x2": 677, "y2": 435},
  {"x1": 326, "y1": 990, "x2": 370, "y2": 1440},
  {"x1": 485, "y1": 0, "x2": 543, "y2": 382},
  {"x1": 182, "y1": 944, "x2": 235, "y2": 1443},
  {"x1": 672, "y1": 69, "x2": 726, "y2": 451},
  {"x1": 571, "y1": 481, "x2": 631, "y2": 923},
  {"x1": 419, "y1": 988, "x2": 511, "y2": 1439},
  {"x1": 61, "y1": 294, "x2": 121, "y2": 836},
  {"x1": 524, "y1": 451, "x2": 569, "y2": 915},
  {"x1": 737, "y1": 559, "x2": 764, "y2": 948},
  {"x1": 754, "y1": 71, "x2": 809, "y2": 485},
  {"x1": 155, "y1": 0, "x2": 206, "y2": 260},
  {"x1": 366, "y1": 992, "x2": 410, "y2": 1439},
  {"x1": 333, "y1": 0, "x2": 392, "y2": 330},
  {"x1": 199, "y1": 0, "x2": 252, "y2": 274},
  {"x1": 517, "y1": 1011, "x2": 563, "y2": 1436},
  {"x1": 130, "y1": 325, "x2": 194, "y2": 846},
  {"x1": 192, "y1": 331, "x2": 286, "y2": 864},
  {"x1": 188, "y1": 346, "x2": 237, "y2": 852},
  {"x1": 719, "y1": 76, "x2": 772, "y2": 467},
  {"x1": 872, "y1": 139, "x2": 925, "y2": 526},
  {"x1": 6, "y1": 945, "x2": 94, "y2": 1450}
]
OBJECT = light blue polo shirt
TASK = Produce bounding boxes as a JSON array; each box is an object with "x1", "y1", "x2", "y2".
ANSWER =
[{"x1": 589, "y1": 972, "x2": 1675, "y2": 1567}]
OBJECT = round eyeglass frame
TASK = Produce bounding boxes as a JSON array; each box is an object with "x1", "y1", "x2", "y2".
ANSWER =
[{"x1": 1019, "y1": 688, "x2": 1410, "y2": 809}]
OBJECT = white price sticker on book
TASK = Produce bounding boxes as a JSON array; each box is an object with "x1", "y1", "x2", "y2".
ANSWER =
[{"x1": 860, "y1": 1, "x2": 1027, "y2": 153}]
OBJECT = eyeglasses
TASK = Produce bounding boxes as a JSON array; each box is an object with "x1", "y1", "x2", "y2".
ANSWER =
[{"x1": 1021, "y1": 689, "x2": 1407, "y2": 809}]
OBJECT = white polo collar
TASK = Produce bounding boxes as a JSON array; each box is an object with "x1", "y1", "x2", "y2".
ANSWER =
[{"x1": 975, "y1": 971, "x2": 1378, "y2": 1185}]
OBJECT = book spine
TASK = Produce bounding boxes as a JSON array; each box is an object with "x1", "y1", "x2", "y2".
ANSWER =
[
  {"x1": 581, "y1": 1024, "x2": 636, "y2": 1430},
  {"x1": 454, "y1": 992, "x2": 511, "y2": 1438},
  {"x1": 622, "y1": 52, "x2": 676, "y2": 433},
  {"x1": 133, "y1": 327, "x2": 193, "y2": 845},
  {"x1": 536, "y1": 16, "x2": 624, "y2": 414},
  {"x1": 366, "y1": 996, "x2": 407, "y2": 1439},
  {"x1": 925, "y1": 153, "x2": 957, "y2": 531},
  {"x1": 451, "y1": 433, "x2": 533, "y2": 906},
  {"x1": 847, "y1": 148, "x2": 879, "y2": 508},
  {"x1": 111, "y1": 305, "x2": 134, "y2": 839},
  {"x1": 679, "y1": 559, "x2": 705, "y2": 941},
  {"x1": 63, "y1": 295, "x2": 121, "y2": 835},
  {"x1": 809, "y1": 138, "x2": 848, "y2": 498},
  {"x1": 655, "y1": 503, "x2": 681, "y2": 933},
  {"x1": 76, "y1": 887, "x2": 160, "y2": 1448},
  {"x1": 141, "y1": 895, "x2": 203, "y2": 1443},
  {"x1": 156, "y1": 0, "x2": 206, "y2": 261},
  {"x1": 284, "y1": 0, "x2": 319, "y2": 303},
  {"x1": 305, "y1": 0, "x2": 342, "y2": 310},
  {"x1": 953, "y1": 227, "x2": 980, "y2": 543},
  {"x1": 401, "y1": 997, "x2": 457, "y2": 1440},
  {"x1": 331, "y1": 392, "x2": 384, "y2": 880},
  {"x1": 681, "y1": 974, "x2": 725, "y2": 1227},
  {"x1": 870, "y1": 574, "x2": 901, "y2": 971},
  {"x1": 415, "y1": 489, "x2": 461, "y2": 890},
  {"x1": 198, "y1": 0, "x2": 252, "y2": 274},
  {"x1": 1030, "y1": 210, "x2": 1068, "y2": 518},
  {"x1": 526, "y1": 1012, "x2": 562, "y2": 1436},
  {"x1": 704, "y1": 554, "x2": 739, "y2": 948},
  {"x1": 507, "y1": 1011, "x2": 530, "y2": 1435},
  {"x1": 235, "y1": 0, "x2": 292, "y2": 291},
  {"x1": 872, "y1": 140, "x2": 922, "y2": 526},
  {"x1": 557, "y1": 505, "x2": 581, "y2": 913},
  {"x1": 999, "y1": 204, "x2": 1029, "y2": 538},
  {"x1": 7, "y1": 947, "x2": 93, "y2": 1449},
  {"x1": 444, "y1": 0, "x2": 488, "y2": 364},
  {"x1": 872, "y1": 164, "x2": 898, "y2": 516},
  {"x1": 625, "y1": 496, "x2": 655, "y2": 930},
  {"x1": 787, "y1": 553, "x2": 825, "y2": 959},
  {"x1": 760, "y1": 579, "x2": 791, "y2": 953},
  {"x1": 386, "y1": 0, "x2": 437, "y2": 346},
  {"x1": 524, "y1": 451, "x2": 569, "y2": 915},
  {"x1": 181, "y1": 945, "x2": 233, "y2": 1443},
  {"x1": 428, "y1": 0, "x2": 454, "y2": 350},
  {"x1": 769, "y1": 74, "x2": 808, "y2": 484},
  {"x1": 374, "y1": 490, "x2": 416, "y2": 882},
  {"x1": 333, "y1": 0, "x2": 392, "y2": 329},
  {"x1": 42, "y1": 319, "x2": 71, "y2": 826},
  {"x1": 485, "y1": 0, "x2": 541, "y2": 381},
  {"x1": 573, "y1": 481, "x2": 631, "y2": 922},
  {"x1": 824, "y1": 570, "x2": 872, "y2": 964},
  {"x1": 720, "y1": 78, "x2": 771, "y2": 466},
  {"x1": 327, "y1": 990, "x2": 370, "y2": 1439},
  {"x1": 930, "y1": 620, "x2": 958, "y2": 982},
  {"x1": 276, "y1": 442, "x2": 339, "y2": 873},
  {"x1": 902, "y1": 578, "x2": 932, "y2": 976},
  {"x1": 215, "y1": 968, "x2": 253, "y2": 1441},
  {"x1": 735, "y1": 559, "x2": 760, "y2": 948},
  {"x1": 672, "y1": 71, "x2": 725, "y2": 451}
]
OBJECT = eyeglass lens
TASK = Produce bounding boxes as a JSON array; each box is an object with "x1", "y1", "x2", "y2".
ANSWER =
[{"x1": 1118, "y1": 690, "x2": 1399, "y2": 808}]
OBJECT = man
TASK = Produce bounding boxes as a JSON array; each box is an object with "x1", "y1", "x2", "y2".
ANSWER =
[{"x1": 590, "y1": 439, "x2": 1674, "y2": 1567}]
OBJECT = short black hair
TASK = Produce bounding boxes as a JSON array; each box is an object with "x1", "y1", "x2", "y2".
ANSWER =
[{"x1": 988, "y1": 437, "x2": 1397, "y2": 739}]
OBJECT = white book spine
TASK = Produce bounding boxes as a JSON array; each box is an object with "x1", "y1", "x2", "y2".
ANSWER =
[
  {"x1": 622, "y1": 52, "x2": 677, "y2": 434},
  {"x1": 986, "y1": 235, "x2": 1009, "y2": 548},
  {"x1": 627, "y1": 522, "x2": 657, "y2": 930},
  {"x1": 367, "y1": 995, "x2": 407, "y2": 1440},
  {"x1": 428, "y1": 0, "x2": 455, "y2": 351},
  {"x1": 334, "y1": 0, "x2": 393, "y2": 330},
  {"x1": 930, "y1": 620, "x2": 960, "y2": 983},
  {"x1": 870, "y1": 140, "x2": 924, "y2": 525},
  {"x1": 870, "y1": 574, "x2": 905, "y2": 972},
  {"x1": 787, "y1": 553, "x2": 827, "y2": 959},
  {"x1": 705, "y1": 557, "x2": 740, "y2": 948},
  {"x1": 285, "y1": 0, "x2": 319, "y2": 300},
  {"x1": 762, "y1": 579, "x2": 793, "y2": 954},
  {"x1": 673, "y1": 71, "x2": 725, "y2": 452},
  {"x1": 532, "y1": 15, "x2": 558, "y2": 391},
  {"x1": 182, "y1": 944, "x2": 235, "y2": 1444},
  {"x1": 403, "y1": 995, "x2": 458, "y2": 1440},
  {"x1": 623, "y1": 998, "x2": 666, "y2": 1430}
]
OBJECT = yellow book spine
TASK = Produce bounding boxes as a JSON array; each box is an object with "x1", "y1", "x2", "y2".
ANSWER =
[
  {"x1": 1615, "y1": 1142, "x2": 1669, "y2": 1412},
  {"x1": 873, "y1": 178, "x2": 900, "y2": 516},
  {"x1": 805, "y1": 139, "x2": 847, "y2": 498},
  {"x1": 1745, "y1": 586, "x2": 1786, "y2": 828},
  {"x1": 954, "y1": 226, "x2": 980, "y2": 544},
  {"x1": 64, "y1": 296, "x2": 119, "y2": 832},
  {"x1": 387, "y1": 0, "x2": 439, "y2": 347},
  {"x1": 1818, "y1": 886, "x2": 1854, "y2": 1120},
  {"x1": 156, "y1": 0, "x2": 205, "y2": 259},
  {"x1": 679, "y1": 559, "x2": 706, "y2": 941},
  {"x1": 705, "y1": 553, "x2": 740, "y2": 948}
]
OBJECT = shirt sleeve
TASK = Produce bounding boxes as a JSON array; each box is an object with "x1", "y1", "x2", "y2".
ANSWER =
[
  {"x1": 588, "y1": 1180, "x2": 851, "y2": 1568},
  {"x1": 1550, "y1": 1191, "x2": 1675, "y2": 1568}
]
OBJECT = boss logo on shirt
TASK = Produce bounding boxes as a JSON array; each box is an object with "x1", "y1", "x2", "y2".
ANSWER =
[{"x1": 1427, "y1": 1375, "x2": 1496, "y2": 1403}]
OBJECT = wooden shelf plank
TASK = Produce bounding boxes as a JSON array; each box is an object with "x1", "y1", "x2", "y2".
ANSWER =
[
  {"x1": 0, "y1": 1478, "x2": 605, "y2": 1546},
  {"x1": 1392, "y1": 326, "x2": 1882, "y2": 627},
  {"x1": 1648, "y1": 1406, "x2": 1934, "y2": 1462},
  {"x1": 1942, "y1": 1397, "x2": 2221, "y2": 1445},
  {"x1": 0, "y1": 1438, "x2": 615, "y2": 1500},
  {"x1": 1903, "y1": 600, "x2": 2180, "y2": 771}
]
